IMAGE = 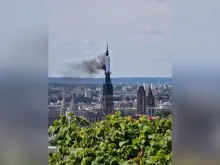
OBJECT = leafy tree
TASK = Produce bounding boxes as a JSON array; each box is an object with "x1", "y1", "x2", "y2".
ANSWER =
[
  {"x1": 155, "y1": 110, "x2": 172, "y2": 118},
  {"x1": 48, "y1": 112, "x2": 172, "y2": 165}
]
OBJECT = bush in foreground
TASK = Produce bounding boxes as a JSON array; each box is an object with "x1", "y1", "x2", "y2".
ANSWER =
[{"x1": 48, "y1": 112, "x2": 172, "y2": 165}]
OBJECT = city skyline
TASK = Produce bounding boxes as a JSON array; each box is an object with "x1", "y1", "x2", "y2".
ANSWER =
[{"x1": 49, "y1": 0, "x2": 171, "y2": 78}]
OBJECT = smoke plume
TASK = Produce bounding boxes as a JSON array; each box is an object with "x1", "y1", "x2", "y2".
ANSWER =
[{"x1": 62, "y1": 54, "x2": 106, "y2": 77}]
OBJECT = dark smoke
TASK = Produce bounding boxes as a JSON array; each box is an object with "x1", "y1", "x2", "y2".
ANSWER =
[
  {"x1": 80, "y1": 54, "x2": 106, "y2": 74},
  {"x1": 62, "y1": 54, "x2": 106, "y2": 76}
]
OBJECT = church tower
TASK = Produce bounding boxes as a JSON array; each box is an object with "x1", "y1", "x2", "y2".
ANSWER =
[
  {"x1": 137, "y1": 86, "x2": 146, "y2": 114},
  {"x1": 146, "y1": 87, "x2": 155, "y2": 116},
  {"x1": 102, "y1": 44, "x2": 114, "y2": 114},
  {"x1": 70, "y1": 93, "x2": 75, "y2": 112},
  {"x1": 60, "y1": 93, "x2": 67, "y2": 116}
]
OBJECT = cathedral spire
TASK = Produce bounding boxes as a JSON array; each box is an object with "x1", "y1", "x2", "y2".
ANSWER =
[
  {"x1": 70, "y1": 93, "x2": 75, "y2": 112},
  {"x1": 105, "y1": 43, "x2": 109, "y2": 56},
  {"x1": 60, "y1": 92, "x2": 67, "y2": 116},
  {"x1": 103, "y1": 43, "x2": 113, "y2": 114}
]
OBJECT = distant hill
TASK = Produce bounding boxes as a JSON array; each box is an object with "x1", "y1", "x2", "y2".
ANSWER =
[{"x1": 48, "y1": 77, "x2": 172, "y2": 85}]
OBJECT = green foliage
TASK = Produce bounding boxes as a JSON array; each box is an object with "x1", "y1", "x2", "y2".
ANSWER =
[
  {"x1": 155, "y1": 110, "x2": 172, "y2": 118},
  {"x1": 48, "y1": 112, "x2": 172, "y2": 165}
]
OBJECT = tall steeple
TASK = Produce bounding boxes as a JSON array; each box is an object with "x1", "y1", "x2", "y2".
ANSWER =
[
  {"x1": 105, "y1": 43, "x2": 109, "y2": 56},
  {"x1": 70, "y1": 93, "x2": 75, "y2": 112},
  {"x1": 102, "y1": 43, "x2": 114, "y2": 114},
  {"x1": 60, "y1": 92, "x2": 67, "y2": 116}
]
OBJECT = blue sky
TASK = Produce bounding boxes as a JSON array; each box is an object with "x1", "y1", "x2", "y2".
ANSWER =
[{"x1": 49, "y1": 0, "x2": 171, "y2": 77}]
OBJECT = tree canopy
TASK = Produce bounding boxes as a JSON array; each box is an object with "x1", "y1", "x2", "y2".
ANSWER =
[{"x1": 48, "y1": 112, "x2": 172, "y2": 165}]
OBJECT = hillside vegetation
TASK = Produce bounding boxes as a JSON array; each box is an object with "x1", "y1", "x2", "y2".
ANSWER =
[{"x1": 48, "y1": 112, "x2": 172, "y2": 165}]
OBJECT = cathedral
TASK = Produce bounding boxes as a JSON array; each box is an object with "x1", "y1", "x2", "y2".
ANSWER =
[
  {"x1": 137, "y1": 85, "x2": 155, "y2": 115},
  {"x1": 102, "y1": 44, "x2": 114, "y2": 114}
]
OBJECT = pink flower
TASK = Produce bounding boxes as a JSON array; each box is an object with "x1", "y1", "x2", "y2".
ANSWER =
[{"x1": 148, "y1": 115, "x2": 153, "y2": 121}]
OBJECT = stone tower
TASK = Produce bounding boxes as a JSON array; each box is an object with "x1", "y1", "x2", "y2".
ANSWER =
[
  {"x1": 137, "y1": 86, "x2": 146, "y2": 114},
  {"x1": 70, "y1": 93, "x2": 75, "y2": 112},
  {"x1": 60, "y1": 93, "x2": 67, "y2": 116},
  {"x1": 146, "y1": 87, "x2": 155, "y2": 116},
  {"x1": 102, "y1": 44, "x2": 114, "y2": 114}
]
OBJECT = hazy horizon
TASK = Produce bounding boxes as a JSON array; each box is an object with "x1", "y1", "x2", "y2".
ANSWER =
[{"x1": 48, "y1": 76, "x2": 172, "y2": 78}]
